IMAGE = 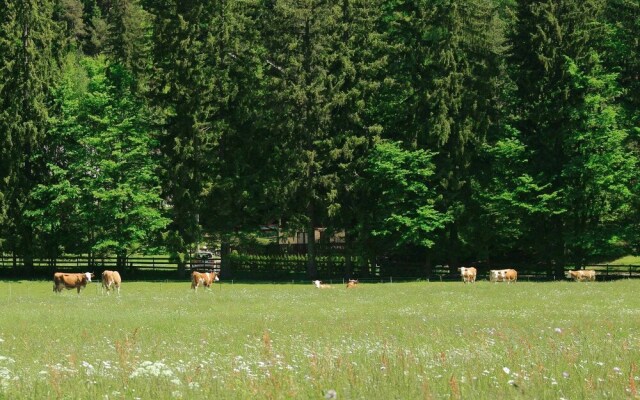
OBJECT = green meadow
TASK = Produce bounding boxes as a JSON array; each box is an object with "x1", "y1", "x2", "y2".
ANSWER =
[{"x1": 0, "y1": 279, "x2": 638, "y2": 399}]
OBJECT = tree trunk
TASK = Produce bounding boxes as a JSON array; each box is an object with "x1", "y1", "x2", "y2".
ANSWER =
[
  {"x1": 448, "y1": 224, "x2": 459, "y2": 275},
  {"x1": 220, "y1": 239, "x2": 231, "y2": 279},
  {"x1": 306, "y1": 221, "x2": 318, "y2": 279}
]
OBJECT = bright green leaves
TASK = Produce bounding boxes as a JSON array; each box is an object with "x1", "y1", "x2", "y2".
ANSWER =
[
  {"x1": 362, "y1": 141, "x2": 450, "y2": 250},
  {"x1": 30, "y1": 54, "x2": 168, "y2": 258}
]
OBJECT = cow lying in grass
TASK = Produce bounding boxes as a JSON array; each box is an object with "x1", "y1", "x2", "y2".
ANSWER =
[
  {"x1": 313, "y1": 280, "x2": 332, "y2": 289},
  {"x1": 346, "y1": 279, "x2": 359, "y2": 288},
  {"x1": 53, "y1": 272, "x2": 94, "y2": 294}
]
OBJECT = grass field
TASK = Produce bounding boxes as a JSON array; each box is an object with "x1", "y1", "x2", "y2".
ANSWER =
[{"x1": 0, "y1": 279, "x2": 638, "y2": 399}]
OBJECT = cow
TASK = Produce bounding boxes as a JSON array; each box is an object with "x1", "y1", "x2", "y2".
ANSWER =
[
  {"x1": 313, "y1": 280, "x2": 332, "y2": 289},
  {"x1": 191, "y1": 271, "x2": 219, "y2": 291},
  {"x1": 53, "y1": 272, "x2": 94, "y2": 294},
  {"x1": 346, "y1": 279, "x2": 359, "y2": 288},
  {"x1": 490, "y1": 269, "x2": 518, "y2": 283},
  {"x1": 566, "y1": 269, "x2": 596, "y2": 282},
  {"x1": 101, "y1": 270, "x2": 122, "y2": 295},
  {"x1": 458, "y1": 267, "x2": 477, "y2": 283}
]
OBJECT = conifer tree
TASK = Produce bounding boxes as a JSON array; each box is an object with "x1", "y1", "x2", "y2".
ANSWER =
[
  {"x1": 258, "y1": 0, "x2": 387, "y2": 278},
  {"x1": 146, "y1": 0, "x2": 220, "y2": 272},
  {"x1": 0, "y1": 0, "x2": 59, "y2": 269}
]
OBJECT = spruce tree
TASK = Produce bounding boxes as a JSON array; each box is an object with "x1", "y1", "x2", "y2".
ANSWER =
[
  {"x1": 258, "y1": 0, "x2": 385, "y2": 278},
  {"x1": 0, "y1": 0, "x2": 59, "y2": 270},
  {"x1": 146, "y1": 0, "x2": 220, "y2": 273}
]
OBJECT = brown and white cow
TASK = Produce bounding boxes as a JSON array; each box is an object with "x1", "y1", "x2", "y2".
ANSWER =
[
  {"x1": 313, "y1": 280, "x2": 332, "y2": 289},
  {"x1": 101, "y1": 270, "x2": 122, "y2": 295},
  {"x1": 346, "y1": 279, "x2": 359, "y2": 288},
  {"x1": 566, "y1": 269, "x2": 596, "y2": 282},
  {"x1": 53, "y1": 272, "x2": 94, "y2": 294},
  {"x1": 191, "y1": 271, "x2": 219, "y2": 291},
  {"x1": 490, "y1": 269, "x2": 518, "y2": 283},
  {"x1": 458, "y1": 267, "x2": 477, "y2": 283}
]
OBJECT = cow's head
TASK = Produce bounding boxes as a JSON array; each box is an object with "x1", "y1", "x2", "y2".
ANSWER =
[
  {"x1": 214, "y1": 273, "x2": 220, "y2": 282},
  {"x1": 313, "y1": 280, "x2": 321, "y2": 288},
  {"x1": 85, "y1": 272, "x2": 94, "y2": 282}
]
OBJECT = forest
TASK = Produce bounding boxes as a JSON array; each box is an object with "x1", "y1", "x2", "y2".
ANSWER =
[{"x1": 0, "y1": 0, "x2": 638, "y2": 278}]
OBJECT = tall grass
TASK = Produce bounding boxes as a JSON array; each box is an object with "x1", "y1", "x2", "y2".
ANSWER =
[{"x1": 0, "y1": 279, "x2": 638, "y2": 399}]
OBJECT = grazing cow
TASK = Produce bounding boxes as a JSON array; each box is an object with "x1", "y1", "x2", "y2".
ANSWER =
[
  {"x1": 458, "y1": 267, "x2": 477, "y2": 283},
  {"x1": 490, "y1": 269, "x2": 518, "y2": 283},
  {"x1": 346, "y1": 279, "x2": 359, "y2": 288},
  {"x1": 53, "y1": 272, "x2": 94, "y2": 294},
  {"x1": 566, "y1": 269, "x2": 596, "y2": 282},
  {"x1": 191, "y1": 271, "x2": 219, "y2": 291},
  {"x1": 313, "y1": 280, "x2": 332, "y2": 289},
  {"x1": 101, "y1": 270, "x2": 122, "y2": 295}
]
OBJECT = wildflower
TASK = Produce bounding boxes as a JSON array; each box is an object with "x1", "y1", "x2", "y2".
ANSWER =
[
  {"x1": 562, "y1": 372, "x2": 569, "y2": 379},
  {"x1": 324, "y1": 389, "x2": 337, "y2": 399},
  {"x1": 554, "y1": 328, "x2": 562, "y2": 334},
  {"x1": 503, "y1": 367, "x2": 511, "y2": 375},
  {"x1": 613, "y1": 367, "x2": 622, "y2": 375}
]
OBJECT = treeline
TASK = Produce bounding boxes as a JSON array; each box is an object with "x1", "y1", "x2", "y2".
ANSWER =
[{"x1": 0, "y1": 0, "x2": 638, "y2": 278}]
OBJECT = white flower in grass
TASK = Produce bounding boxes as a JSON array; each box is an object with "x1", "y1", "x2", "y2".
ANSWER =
[
  {"x1": 554, "y1": 328, "x2": 562, "y2": 334},
  {"x1": 324, "y1": 389, "x2": 337, "y2": 399},
  {"x1": 502, "y1": 367, "x2": 511, "y2": 375},
  {"x1": 613, "y1": 367, "x2": 622, "y2": 375},
  {"x1": 562, "y1": 372, "x2": 569, "y2": 379}
]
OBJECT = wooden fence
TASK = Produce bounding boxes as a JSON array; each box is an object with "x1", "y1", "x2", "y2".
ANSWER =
[{"x1": 1, "y1": 253, "x2": 638, "y2": 281}]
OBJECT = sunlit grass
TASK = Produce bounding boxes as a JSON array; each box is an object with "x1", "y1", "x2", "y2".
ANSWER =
[
  {"x1": 0, "y1": 279, "x2": 638, "y2": 399},
  {"x1": 607, "y1": 255, "x2": 640, "y2": 265}
]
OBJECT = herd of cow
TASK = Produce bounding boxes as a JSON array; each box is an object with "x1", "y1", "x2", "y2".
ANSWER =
[
  {"x1": 51, "y1": 270, "x2": 220, "y2": 295},
  {"x1": 457, "y1": 267, "x2": 597, "y2": 283},
  {"x1": 50, "y1": 267, "x2": 596, "y2": 295}
]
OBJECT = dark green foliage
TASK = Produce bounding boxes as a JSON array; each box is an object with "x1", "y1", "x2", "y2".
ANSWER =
[{"x1": 0, "y1": 0, "x2": 60, "y2": 268}]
